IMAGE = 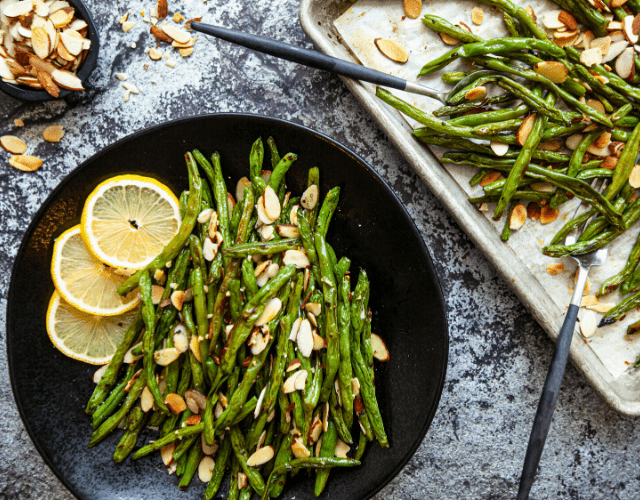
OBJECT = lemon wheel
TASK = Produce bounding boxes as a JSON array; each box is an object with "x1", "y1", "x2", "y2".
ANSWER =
[
  {"x1": 51, "y1": 225, "x2": 140, "y2": 316},
  {"x1": 46, "y1": 291, "x2": 138, "y2": 365},
  {"x1": 80, "y1": 175, "x2": 181, "y2": 270}
]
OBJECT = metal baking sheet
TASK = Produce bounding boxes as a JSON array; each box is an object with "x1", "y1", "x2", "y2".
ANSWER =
[{"x1": 299, "y1": 0, "x2": 640, "y2": 416}]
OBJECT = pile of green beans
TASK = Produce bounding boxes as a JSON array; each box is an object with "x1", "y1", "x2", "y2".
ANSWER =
[
  {"x1": 85, "y1": 137, "x2": 389, "y2": 498},
  {"x1": 377, "y1": 0, "x2": 640, "y2": 363}
]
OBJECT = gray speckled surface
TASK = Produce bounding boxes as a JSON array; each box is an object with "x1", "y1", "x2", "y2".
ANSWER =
[{"x1": 1, "y1": 1, "x2": 640, "y2": 499}]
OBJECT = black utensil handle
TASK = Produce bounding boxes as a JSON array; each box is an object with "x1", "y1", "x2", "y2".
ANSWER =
[
  {"x1": 190, "y1": 22, "x2": 408, "y2": 91},
  {"x1": 517, "y1": 303, "x2": 579, "y2": 500}
]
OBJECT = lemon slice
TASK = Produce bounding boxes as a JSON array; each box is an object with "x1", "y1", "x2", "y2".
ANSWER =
[
  {"x1": 80, "y1": 175, "x2": 181, "y2": 270},
  {"x1": 46, "y1": 291, "x2": 138, "y2": 365},
  {"x1": 51, "y1": 225, "x2": 140, "y2": 316}
]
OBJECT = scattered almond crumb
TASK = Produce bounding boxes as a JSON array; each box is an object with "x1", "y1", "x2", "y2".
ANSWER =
[
  {"x1": 119, "y1": 12, "x2": 129, "y2": 24},
  {"x1": 42, "y1": 125, "x2": 65, "y2": 143},
  {"x1": 166, "y1": 60, "x2": 176, "y2": 68},
  {"x1": 580, "y1": 295, "x2": 598, "y2": 307},
  {"x1": 546, "y1": 263, "x2": 564, "y2": 275},
  {"x1": 174, "y1": 13, "x2": 185, "y2": 23},
  {"x1": 123, "y1": 90, "x2": 131, "y2": 102},
  {"x1": 14, "y1": 119, "x2": 24, "y2": 127},
  {"x1": 123, "y1": 21, "x2": 135, "y2": 32},
  {"x1": 180, "y1": 47, "x2": 194, "y2": 58},
  {"x1": 149, "y1": 48, "x2": 162, "y2": 60},
  {"x1": 131, "y1": 42, "x2": 137, "y2": 49},
  {"x1": 472, "y1": 7, "x2": 484, "y2": 25},
  {"x1": 115, "y1": 73, "x2": 127, "y2": 81}
]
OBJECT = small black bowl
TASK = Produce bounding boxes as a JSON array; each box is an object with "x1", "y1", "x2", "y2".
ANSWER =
[{"x1": 0, "y1": 0, "x2": 99, "y2": 101}]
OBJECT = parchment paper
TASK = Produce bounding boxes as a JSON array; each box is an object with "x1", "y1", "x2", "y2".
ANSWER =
[{"x1": 335, "y1": 0, "x2": 640, "y2": 378}]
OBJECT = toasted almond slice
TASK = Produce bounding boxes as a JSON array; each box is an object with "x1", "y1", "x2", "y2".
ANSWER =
[
  {"x1": 403, "y1": 0, "x2": 422, "y2": 18},
  {"x1": 283, "y1": 249, "x2": 310, "y2": 269},
  {"x1": 49, "y1": 1, "x2": 71, "y2": 13},
  {"x1": 301, "y1": 184, "x2": 319, "y2": 210},
  {"x1": 122, "y1": 20, "x2": 135, "y2": 33},
  {"x1": 31, "y1": 26, "x2": 51, "y2": 59},
  {"x1": 580, "y1": 47, "x2": 603, "y2": 66},
  {"x1": 305, "y1": 302, "x2": 322, "y2": 316},
  {"x1": 247, "y1": 445, "x2": 275, "y2": 467},
  {"x1": 162, "y1": 25, "x2": 190, "y2": 44},
  {"x1": 465, "y1": 86, "x2": 486, "y2": 101},
  {"x1": 594, "y1": 130, "x2": 612, "y2": 149},
  {"x1": 312, "y1": 330, "x2": 326, "y2": 350},
  {"x1": 291, "y1": 438, "x2": 311, "y2": 458},
  {"x1": 154, "y1": 347, "x2": 180, "y2": 366},
  {"x1": 179, "y1": 47, "x2": 193, "y2": 58},
  {"x1": 263, "y1": 186, "x2": 281, "y2": 221},
  {"x1": 289, "y1": 317, "x2": 303, "y2": 342},
  {"x1": 198, "y1": 456, "x2": 215, "y2": 482},
  {"x1": 542, "y1": 10, "x2": 566, "y2": 29},
  {"x1": 558, "y1": 10, "x2": 578, "y2": 29},
  {"x1": 56, "y1": 39, "x2": 76, "y2": 62},
  {"x1": 629, "y1": 165, "x2": 640, "y2": 188},
  {"x1": 586, "y1": 302, "x2": 616, "y2": 313},
  {"x1": 59, "y1": 30, "x2": 82, "y2": 56},
  {"x1": 581, "y1": 295, "x2": 599, "y2": 307},
  {"x1": 157, "y1": 0, "x2": 168, "y2": 20},
  {"x1": 0, "y1": 135, "x2": 26, "y2": 154},
  {"x1": 554, "y1": 29, "x2": 579, "y2": 47},
  {"x1": 165, "y1": 393, "x2": 187, "y2": 414},
  {"x1": 173, "y1": 324, "x2": 189, "y2": 354},
  {"x1": 148, "y1": 48, "x2": 162, "y2": 60},
  {"x1": 235, "y1": 177, "x2": 251, "y2": 202},
  {"x1": 601, "y1": 156, "x2": 618, "y2": 170},
  {"x1": 185, "y1": 388, "x2": 207, "y2": 413},
  {"x1": 287, "y1": 359, "x2": 302, "y2": 372},
  {"x1": 602, "y1": 40, "x2": 629, "y2": 63},
  {"x1": 69, "y1": 18, "x2": 87, "y2": 30},
  {"x1": 160, "y1": 442, "x2": 176, "y2": 466},
  {"x1": 294, "y1": 370, "x2": 308, "y2": 391},
  {"x1": 185, "y1": 414, "x2": 202, "y2": 426},
  {"x1": 591, "y1": 36, "x2": 612, "y2": 56},
  {"x1": 516, "y1": 113, "x2": 536, "y2": 146},
  {"x1": 585, "y1": 99, "x2": 606, "y2": 115},
  {"x1": 9, "y1": 155, "x2": 43, "y2": 172},
  {"x1": 254, "y1": 386, "x2": 267, "y2": 418},
  {"x1": 197, "y1": 208, "x2": 213, "y2": 224},
  {"x1": 202, "y1": 434, "x2": 218, "y2": 456},
  {"x1": 92, "y1": 364, "x2": 108, "y2": 384},
  {"x1": 479, "y1": 170, "x2": 502, "y2": 187},
  {"x1": 579, "y1": 310, "x2": 597, "y2": 338},
  {"x1": 634, "y1": 12, "x2": 640, "y2": 35},
  {"x1": 170, "y1": 290, "x2": 185, "y2": 310},
  {"x1": 489, "y1": 141, "x2": 509, "y2": 156},
  {"x1": 565, "y1": 134, "x2": 584, "y2": 150},
  {"x1": 540, "y1": 205, "x2": 559, "y2": 224},
  {"x1": 334, "y1": 439, "x2": 350, "y2": 459},
  {"x1": 527, "y1": 203, "x2": 540, "y2": 221},
  {"x1": 259, "y1": 224, "x2": 275, "y2": 242},
  {"x1": 297, "y1": 319, "x2": 314, "y2": 358},
  {"x1": 283, "y1": 371, "x2": 301, "y2": 393},
  {"x1": 624, "y1": 15, "x2": 639, "y2": 44},
  {"x1": 616, "y1": 46, "x2": 635, "y2": 79},
  {"x1": 140, "y1": 385, "x2": 154, "y2": 412},
  {"x1": 50, "y1": 69, "x2": 84, "y2": 90},
  {"x1": 610, "y1": 30, "x2": 626, "y2": 42},
  {"x1": 538, "y1": 140, "x2": 561, "y2": 151},
  {"x1": 309, "y1": 416, "x2": 323, "y2": 443},
  {"x1": 439, "y1": 32, "x2": 460, "y2": 45},
  {"x1": 351, "y1": 377, "x2": 361, "y2": 397},
  {"x1": 374, "y1": 37, "x2": 409, "y2": 63},
  {"x1": 276, "y1": 224, "x2": 300, "y2": 238},
  {"x1": 256, "y1": 297, "x2": 282, "y2": 326},
  {"x1": 530, "y1": 182, "x2": 554, "y2": 193},
  {"x1": 546, "y1": 263, "x2": 564, "y2": 275},
  {"x1": 369, "y1": 333, "x2": 389, "y2": 362},
  {"x1": 189, "y1": 335, "x2": 201, "y2": 362},
  {"x1": 49, "y1": 6, "x2": 74, "y2": 28},
  {"x1": 469, "y1": 7, "x2": 484, "y2": 25},
  {"x1": 4, "y1": 1, "x2": 33, "y2": 17},
  {"x1": 509, "y1": 204, "x2": 527, "y2": 230},
  {"x1": 150, "y1": 24, "x2": 172, "y2": 42},
  {"x1": 533, "y1": 61, "x2": 568, "y2": 83},
  {"x1": 610, "y1": 0, "x2": 627, "y2": 7}
]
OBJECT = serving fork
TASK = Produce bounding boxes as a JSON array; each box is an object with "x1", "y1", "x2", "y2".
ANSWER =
[{"x1": 517, "y1": 181, "x2": 609, "y2": 500}]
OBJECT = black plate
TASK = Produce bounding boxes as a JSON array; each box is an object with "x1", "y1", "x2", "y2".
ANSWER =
[{"x1": 7, "y1": 114, "x2": 448, "y2": 500}]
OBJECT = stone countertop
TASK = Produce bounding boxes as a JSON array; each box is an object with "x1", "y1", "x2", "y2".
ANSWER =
[{"x1": 1, "y1": 0, "x2": 640, "y2": 499}]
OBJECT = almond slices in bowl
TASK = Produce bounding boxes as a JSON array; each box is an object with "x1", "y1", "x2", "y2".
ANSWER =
[{"x1": 0, "y1": 0, "x2": 90, "y2": 97}]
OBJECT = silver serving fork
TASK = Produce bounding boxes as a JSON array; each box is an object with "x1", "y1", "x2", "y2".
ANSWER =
[{"x1": 517, "y1": 180, "x2": 609, "y2": 500}]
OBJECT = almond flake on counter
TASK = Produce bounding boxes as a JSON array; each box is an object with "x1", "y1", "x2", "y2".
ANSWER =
[
  {"x1": 115, "y1": 73, "x2": 128, "y2": 81},
  {"x1": 131, "y1": 42, "x2": 137, "y2": 49},
  {"x1": 14, "y1": 119, "x2": 24, "y2": 127},
  {"x1": 174, "y1": 13, "x2": 185, "y2": 23},
  {"x1": 166, "y1": 59, "x2": 176, "y2": 68},
  {"x1": 149, "y1": 48, "x2": 162, "y2": 60},
  {"x1": 472, "y1": 7, "x2": 484, "y2": 25},
  {"x1": 180, "y1": 47, "x2": 193, "y2": 57},
  {"x1": 122, "y1": 82, "x2": 139, "y2": 94},
  {"x1": 123, "y1": 89, "x2": 131, "y2": 102},
  {"x1": 546, "y1": 263, "x2": 564, "y2": 275},
  {"x1": 119, "y1": 12, "x2": 129, "y2": 24},
  {"x1": 42, "y1": 125, "x2": 65, "y2": 143},
  {"x1": 122, "y1": 21, "x2": 135, "y2": 32}
]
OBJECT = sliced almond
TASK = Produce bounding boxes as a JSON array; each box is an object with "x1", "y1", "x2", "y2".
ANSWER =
[
  {"x1": 581, "y1": 295, "x2": 599, "y2": 307},
  {"x1": 123, "y1": 342, "x2": 143, "y2": 363},
  {"x1": 165, "y1": 393, "x2": 187, "y2": 414},
  {"x1": 170, "y1": 290, "x2": 185, "y2": 310},
  {"x1": 616, "y1": 46, "x2": 635, "y2": 80},
  {"x1": 610, "y1": 0, "x2": 627, "y2": 7},
  {"x1": 49, "y1": 7, "x2": 74, "y2": 28},
  {"x1": 586, "y1": 302, "x2": 616, "y2": 313},
  {"x1": 198, "y1": 456, "x2": 215, "y2": 482},
  {"x1": 334, "y1": 439, "x2": 350, "y2": 459},
  {"x1": 275, "y1": 224, "x2": 299, "y2": 238},
  {"x1": 603, "y1": 40, "x2": 629, "y2": 63},
  {"x1": 624, "y1": 15, "x2": 639, "y2": 44},
  {"x1": 283, "y1": 249, "x2": 310, "y2": 268},
  {"x1": 516, "y1": 113, "x2": 536, "y2": 146},
  {"x1": 92, "y1": 364, "x2": 108, "y2": 384},
  {"x1": 289, "y1": 317, "x2": 303, "y2": 342},
  {"x1": 160, "y1": 441, "x2": 176, "y2": 466},
  {"x1": 202, "y1": 434, "x2": 218, "y2": 456},
  {"x1": 565, "y1": 134, "x2": 584, "y2": 150},
  {"x1": 295, "y1": 370, "x2": 309, "y2": 390},
  {"x1": 370, "y1": 333, "x2": 390, "y2": 362},
  {"x1": 546, "y1": 263, "x2": 564, "y2": 275},
  {"x1": 471, "y1": 7, "x2": 484, "y2": 25},
  {"x1": 291, "y1": 437, "x2": 311, "y2": 458},
  {"x1": 148, "y1": 48, "x2": 162, "y2": 60},
  {"x1": 490, "y1": 141, "x2": 509, "y2": 156},
  {"x1": 403, "y1": 0, "x2": 422, "y2": 18},
  {"x1": 256, "y1": 297, "x2": 282, "y2": 326},
  {"x1": 8, "y1": 155, "x2": 43, "y2": 172},
  {"x1": 538, "y1": 140, "x2": 561, "y2": 151},
  {"x1": 540, "y1": 205, "x2": 559, "y2": 224},
  {"x1": 189, "y1": 335, "x2": 201, "y2": 362},
  {"x1": 439, "y1": 32, "x2": 460, "y2": 45},
  {"x1": 0, "y1": 135, "x2": 26, "y2": 154},
  {"x1": 185, "y1": 389, "x2": 207, "y2": 413},
  {"x1": 140, "y1": 385, "x2": 154, "y2": 412},
  {"x1": 262, "y1": 185, "x2": 281, "y2": 222},
  {"x1": 309, "y1": 416, "x2": 323, "y2": 443},
  {"x1": 161, "y1": 25, "x2": 190, "y2": 44},
  {"x1": 579, "y1": 310, "x2": 597, "y2": 338},
  {"x1": 479, "y1": 170, "x2": 502, "y2": 187},
  {"x1": 533, "y1": 61, "x2": 568, "y2": 83},
  {"x1": 154, "y1": 347, "x2": 180, "y2": 366},
  {"x1": 542, "y1": 10, "x2": 565, "y2": 29},
  {"x1": 305, "y1": 302, "x2": 322, "y2": 316},
  {"x1": 157, "y1": 0, "x2": 168, "y2": 20},
  {"x1": 300, "y1": 184, "x2": 319, "y2": 210},
  {"x1": 601, "y1": 156, "x2": 618, "y2": 170},
  {"x1": 531, "y1": 181, "x2": 553, "y2": 191},
  {"x1": 4, "y1": 1, "x2": 33, "y2": 17},
  {"x1": 122, "y1": 20, "x2": 135, "y2": 33},
  {"x1": 254, "y1": 386, "x2": 267, "y2": 418},
  {"x1": 50, "y1": 69, "x2": 83, "y2": 90},
  {"x1": 283, "y1": 371, "x2": 301, "y2": 393},
  {"x1": 312, "y1": 330, "x2": 326, "y2": 350},
  {"x1": 558, "y1": 10, "x2": 578, "y2": 29},
  {"x1": 150, "y1": 24, "x2": 172, "y2": 42},
  {"x1": 634, "y1": 12, "x2": 640, "y2": 35},
  {"x1": 555, "y1": 29, "x2": 579, "y2": 47},
  {"x1": 374, "y1": 38, "x2": 408, "y2": 63},
  {"x1": 184, "y1": 414, "x2": 202, "y2": 426},
  {"x1": 465, "y1": 86, "x2": 487, "y2": 101},
  {"x1": 31, "y1": 26, "x2": 51, "y2": 59},
  {"x1": 610, "y1": 30, "x2": 626, "y2": 42},
  {"x1": 59, "y1": 30, "x2": 82, "y2": 56},
  {"x1": 509, "y1": 204, "x2": 527, "y2": 230},
  {"x1": 287, "y1": 359, "x2": 302, "y2": 372},
  {"x1": 351, "y1": 377, "x2": 361, "y2": 396},
  {"x1": 297, "y1": 319, "x2": 314, "y2": 357},
  {"x1": 235, "y1": 177, "x2": 251, "y2": 202},
  {"x1": 580, "y1": 47, "x2": 603, "y2": 66},
  {"x1": 629, "y1": 165, "x2": 640, "y2": 188},
  {"x1": 594, "y1": 131, "x2": 612, "y2": 150},
  {"x1": 179, "y1": 47, "x2": 193, "y2": 58},
  {"x1": 247, "y1": 445, "x2": 275, "y2": 467}
]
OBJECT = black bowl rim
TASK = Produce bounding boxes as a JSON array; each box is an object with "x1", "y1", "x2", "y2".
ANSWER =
[
  {"x1": 0, "y1": 0, "x2": 100, "y2": 102},
  {"x1": 6, "y1": 112, "x2": 449, "y2": 500}
]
